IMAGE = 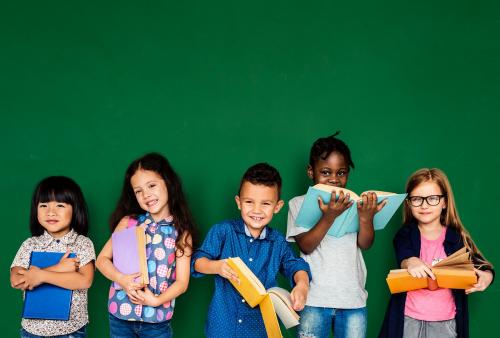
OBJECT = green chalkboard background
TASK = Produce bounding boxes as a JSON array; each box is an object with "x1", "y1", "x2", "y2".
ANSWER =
[{"x1": 1, "y1": 1, "x2": 498, "y2": 337}]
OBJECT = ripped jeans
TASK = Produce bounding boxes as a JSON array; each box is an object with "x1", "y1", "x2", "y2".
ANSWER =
[{"x1": 297, "y1": 306, "x2": 367, "y2": 338}]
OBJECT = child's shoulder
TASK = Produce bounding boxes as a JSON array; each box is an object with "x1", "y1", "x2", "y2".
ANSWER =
[
  {"x1": 289, "y1": 194, "x2": 306, "y2": 206},
  {"x1": 210, "y1": 219, "x2": 241, "y2": 232}
]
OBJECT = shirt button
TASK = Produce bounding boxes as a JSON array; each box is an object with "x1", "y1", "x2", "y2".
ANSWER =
[
  {"x1": 238, "y1": 319, "x2": 242, "y2": 323},
  {"x1": 241, "y1": 299, "x2": 245, "y2": 303},
  {"x1": 56, "y1": 239, "x2": 60, "y2": 243},
  {"x1": 249, "y1": 258, "x2": 253, "y2": 262},
  {"x1": 249, "y1": 239, "x2": 253, "y2": 243}
]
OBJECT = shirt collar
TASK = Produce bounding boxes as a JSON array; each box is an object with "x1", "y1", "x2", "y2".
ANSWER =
[
  {"x1": 141, "y1": 212, "x2": 174, "y2": 227},
  {"x1": 233, "y1": 218, "x2": 277, "y2": 241},
  {"x1": 38, "y1": 229, "x2": 78, "y2": 247},
  {"x1": 244, "y1": 223, "x2": 267, "y2": 239}
]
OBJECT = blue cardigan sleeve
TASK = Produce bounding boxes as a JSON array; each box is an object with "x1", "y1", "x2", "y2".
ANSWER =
[{"x1": 393, "y1": 225, "x2": 417, "y2": 267}]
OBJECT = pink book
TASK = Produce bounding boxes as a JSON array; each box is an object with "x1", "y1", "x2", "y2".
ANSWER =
[{"x1": 112, "y1": 225, "x2": 148, "y2": 289}]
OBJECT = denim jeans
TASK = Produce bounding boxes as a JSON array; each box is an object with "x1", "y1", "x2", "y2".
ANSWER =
[
  {"x1": 109, "y1": 313, "x2": 173, "y2": 338},
  {"x1": 20, "y1": 326, "x2": 86, "y2": 338},
  {"x1": 297, "y1": 305, "x2": 367, "y2": 338}
]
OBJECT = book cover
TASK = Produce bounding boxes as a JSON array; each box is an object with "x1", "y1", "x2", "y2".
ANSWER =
[
  {"x1": 386, "y1": 248, "x2": 478, "y2": 294},
  {"x1": 22, "y1": 251, "x2": 76, "y2": 320},
  {"x1": 295, "y1": 184, "x2": 406, "y2": 237},
  {"x1": 112, "y1": 226, "x2": 148, "y2": 289},
  {"x1": 226, "y1": 257, "x2": 300, "y2": 338}
]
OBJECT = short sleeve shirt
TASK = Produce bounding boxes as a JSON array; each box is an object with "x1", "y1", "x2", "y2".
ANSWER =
[
  {"x1": 11, "y1": 230, "x2": 96, "y2": 336},
  {"x1": 286, "y1": 195, "x2": 368, "y2": 308}
]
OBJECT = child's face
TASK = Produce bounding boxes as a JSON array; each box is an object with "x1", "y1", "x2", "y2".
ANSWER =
[
  {"x1": 308, "y1": 151, "x2": 349, "y2": 187},
  {"x1": 408, "y1": 181, "x2": 446, "y2": 227},
  {"x1": 131, "y1": 169, "x2": 170, "y2": 220},
  {"x1": 37, "y1": 201, "x2": 73, "y2": 238},
  {"x1": 235, "y1": 182, "x2": 284, "y2": 238}
]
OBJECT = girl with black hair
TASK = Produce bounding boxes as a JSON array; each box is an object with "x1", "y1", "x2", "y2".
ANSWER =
[
  {"x1": 10, "y1": 176, "x2": 95, "y2": 337},
  {"x1": 96, "y1": 153, "x2": 197, "y2": 338}
]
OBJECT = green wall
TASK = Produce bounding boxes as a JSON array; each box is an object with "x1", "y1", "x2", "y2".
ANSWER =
[{"x1": 1, "y1": 1, "x2": 498, "y2": 337}]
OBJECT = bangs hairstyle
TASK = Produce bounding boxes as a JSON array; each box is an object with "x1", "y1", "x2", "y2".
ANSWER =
[
  {"x1": 30, "y1": 176, "x2": 89, "y2": 236},
  {"x1": 239, "y1": 163, "x2": 282, "y2": 199},
  {"x1": 309, "y1": 131, "x2": 355, "y2": 170},
  {"x1": 110, "y1": 153, "x2": 197, "y2": 256},
  {"x1": 403, "y1": 168, "x2": 492, "y2": 270}
]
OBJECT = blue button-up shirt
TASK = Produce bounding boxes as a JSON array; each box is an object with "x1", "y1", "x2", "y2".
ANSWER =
[{"x1": 192, "y1": 218, "x2": 311, "y2": 338}]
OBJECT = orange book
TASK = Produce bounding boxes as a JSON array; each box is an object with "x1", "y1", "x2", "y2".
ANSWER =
[{"x1": 386, "y1": 248, "x2": 477, "y2": 294}]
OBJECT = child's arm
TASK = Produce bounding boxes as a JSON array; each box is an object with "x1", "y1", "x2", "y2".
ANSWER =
[
  {"x1": 356, "y1": 192, "x2": 387, "y2": 250},
  {"x1": 289, "y1": 270, "x2": 309, "y2": 311},
  {"x1": 194, "y1": 257, "x2": 239, "y2": 282},
  {"x1": 466, "y1": 269, "x2": 493, "y2": 294},
  {"x1": 295, "y1": 190, "x2": 352, "y2": 254},
  {"x1": 16, "y1": 262, "x2": 94, "y2": 290},
  {"x1": 135, "y1": 233, "x2": 198, "y2": 307},
  {"x1": 95, "y1": 217, "x2": 144, "y2": 303},
  {"x1": 10, "y1": 266, "x2": 27, "y2": 289}
]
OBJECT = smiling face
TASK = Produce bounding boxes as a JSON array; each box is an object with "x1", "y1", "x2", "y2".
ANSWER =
[
  {"x1": 37, "y1": 201, "x2": 73, "y2": 238},
  {"x1": 131, "y1": 169, "x2": 170, "y2": 221},
  {"x1": 308, "y1": 151, "x2": 349, "y2": 187},
  {"x1": 408, "y1": 181, "x2": 446, "y2": 228},
  {"x1": 235, "y1": 181, "x2": 284, "y2": 238}
]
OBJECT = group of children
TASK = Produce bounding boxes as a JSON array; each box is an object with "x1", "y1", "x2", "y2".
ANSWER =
[{"x1": 10, "y1": 133, "x2": 494, "y2": 338}]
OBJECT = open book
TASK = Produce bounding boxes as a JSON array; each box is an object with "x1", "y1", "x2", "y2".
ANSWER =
[
  {"x1": 226, "y1": 257, "x2": 300, "y2": 338},
  {"x1": 386, "y1": 248, "x2": 478, "y2": 294},
  {"x1": 23, "y1": 251, "x2": 76, "y2": 320},
  {"x1": 112, "y1": 226, "x2": 149, "y2": 288},
  {"x1": 295, "y1": 184, "x2": 407, "y2": 237}
]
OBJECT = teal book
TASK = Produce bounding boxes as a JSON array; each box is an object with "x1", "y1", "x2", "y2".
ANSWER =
[
  {"x1": 295, "y1": 184, "x2": 407, "y2": 238},
  {"x1": 22, "y1": 251, "x2": 76, "y2": 320}
]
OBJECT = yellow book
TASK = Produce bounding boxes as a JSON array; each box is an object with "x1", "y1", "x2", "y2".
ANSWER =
[{"x1": 226, "y1": 257, "x2": 300, "y2": 338}]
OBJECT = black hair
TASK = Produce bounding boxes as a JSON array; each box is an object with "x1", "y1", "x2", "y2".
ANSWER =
[
  {"x1": 239, "y1": 163, "x2": 282, "y2": 198},
  {"x1": 110, "y1": 152, "x2": 198, "y2": 256},
  {"x1": 309, "y1": 131, "x2": 355, "y2": 170},
  {"x1": 30, "y1": 176, "x2": 89, "y2": 236}
]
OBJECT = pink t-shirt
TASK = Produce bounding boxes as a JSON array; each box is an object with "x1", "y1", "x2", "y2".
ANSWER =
[{"x1": 404, "y1": 226, "x2": 456, "y2": 321}]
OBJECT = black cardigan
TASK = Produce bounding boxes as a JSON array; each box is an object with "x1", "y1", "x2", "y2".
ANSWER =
[{"x1": 379, "y1": 223, "x2": 494, "y2": 338}]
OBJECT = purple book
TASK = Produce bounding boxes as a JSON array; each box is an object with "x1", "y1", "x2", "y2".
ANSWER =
[{"x1": 111, "y1": 226, "x2": 148, "y2": 289}]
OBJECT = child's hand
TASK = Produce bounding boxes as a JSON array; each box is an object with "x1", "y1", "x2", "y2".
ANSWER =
[
  {"x1": 318, "y1": 190, "x2": 353, "y2": 222},
  {"x1": 357, "y1": 192, "x2": 387, "y2": 224},
  {"x1": 216, "y1": 259, "x2": 240, "y2": 284},
  {"x1": 134, "y1": 288, "x2": 160, "y2": 307},
  {"x1": 290, "y1": 282, "x2": 309, "y2": 311},
  {"x1": 406, "y1": 257, "x2": 436, "y2": 279},
  {"x1": 17, "y1": 266, "x2": 44, "y2": 290},
  {"x1": 54, "y1": 250, "x2": 80, "y2": 272},
  {"x1": 116, "y1": 273, "x2": 145, "y2": 303},
  {"x1": 10, "y1": 268, "x2": 27, "y2": 289},
  {"x1": 465, "y1": 269, "x2": 493, "y2": 294}
]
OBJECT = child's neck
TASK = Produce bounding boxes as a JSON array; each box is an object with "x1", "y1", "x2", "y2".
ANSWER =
[{"x1": 418, "y1": 221, "x2": 444, "y2": 240}]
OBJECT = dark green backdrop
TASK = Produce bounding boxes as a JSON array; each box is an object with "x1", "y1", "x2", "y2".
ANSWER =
[{"x1": 1, "y1": 1, "x2": 499, "y2": 337}]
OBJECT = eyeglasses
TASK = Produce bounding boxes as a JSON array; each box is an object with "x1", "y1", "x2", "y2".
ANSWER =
[{"x1": 407, "y1": 195, "x2": 444, "y2": 207}]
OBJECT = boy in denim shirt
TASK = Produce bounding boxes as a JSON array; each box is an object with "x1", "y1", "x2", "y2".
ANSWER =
[{"x1": 193, "y1": 163, "x2": 311, "y2": 338}]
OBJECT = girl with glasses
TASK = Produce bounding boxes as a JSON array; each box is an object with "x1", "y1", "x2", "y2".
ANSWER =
[{"x1": 379, "y1": 168, "x2": 494, "y2": 338}]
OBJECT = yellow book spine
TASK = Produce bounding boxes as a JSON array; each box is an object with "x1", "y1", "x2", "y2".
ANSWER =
[{"x1": 259, "y1": 294, "x2": 282, "y2": 338}]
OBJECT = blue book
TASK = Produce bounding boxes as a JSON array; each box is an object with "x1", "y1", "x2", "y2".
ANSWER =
[
  {"x1": 22, "y1": 251, "x2": 76, "y2": 320},
  {"x1": 295, "y1": 184, "x2": 407, "y2": 238}
]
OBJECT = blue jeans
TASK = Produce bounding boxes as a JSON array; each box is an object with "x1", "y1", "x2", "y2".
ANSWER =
[
  {"x1": 109, "y1": 313, "x2": 173, "y2": 338},
  {"x1": 21, "y1": 326, "x2": 86, "y2": 338},
  {"x1": 297, "y1": 306, "x2": 367, "y2": 338}
]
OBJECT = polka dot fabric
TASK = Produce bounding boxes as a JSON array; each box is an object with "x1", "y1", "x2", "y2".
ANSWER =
[{"x1": 108, "y1": 213, "x2": 177, "y2": 323}]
